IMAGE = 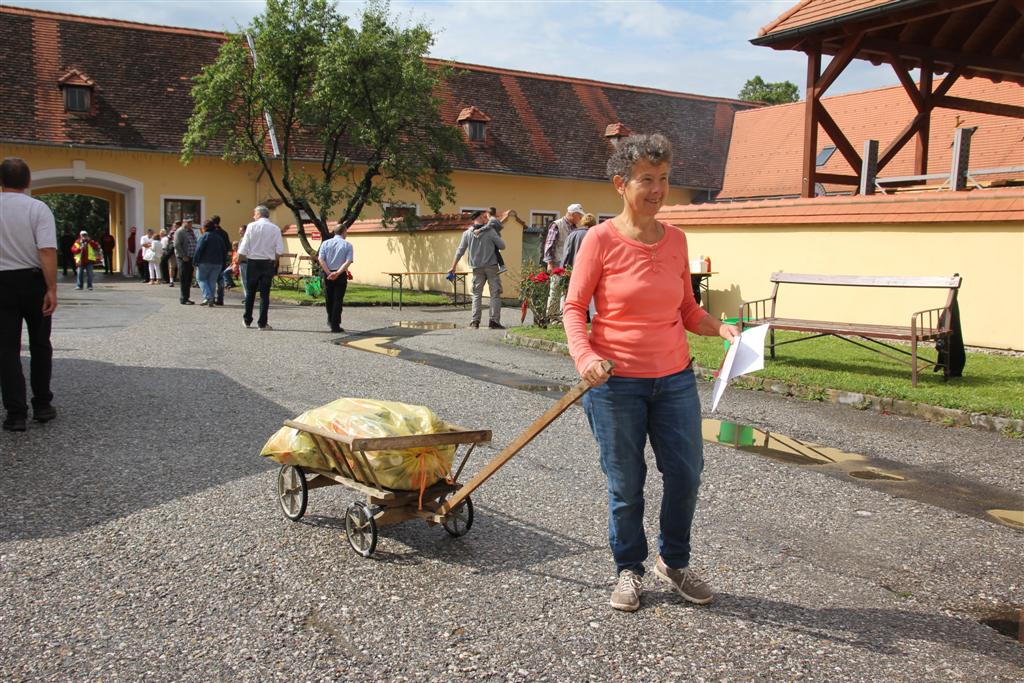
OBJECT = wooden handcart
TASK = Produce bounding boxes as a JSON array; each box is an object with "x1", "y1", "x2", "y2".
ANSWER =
[{"x1": 274, "y1": 362, "x2": 611, "y2": 557}]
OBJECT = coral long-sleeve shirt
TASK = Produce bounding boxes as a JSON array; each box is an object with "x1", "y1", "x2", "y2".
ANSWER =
[{"x1": 563, "y1": 220, "x2": 709, "y2": 378}]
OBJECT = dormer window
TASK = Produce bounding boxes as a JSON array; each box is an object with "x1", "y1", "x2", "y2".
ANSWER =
[
  {"x1": 57, "y1": 69, "x2": 96, "y2": 114},
  {"x1": 64, "y1": 86, "x2": 91, "y2": 112},
  {"x1": 457, "y1": 106, "x2": 491, "y2": 143}
]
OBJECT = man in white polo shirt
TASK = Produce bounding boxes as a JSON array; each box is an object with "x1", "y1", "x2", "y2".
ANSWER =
[
  {"x1": 237, "y1": 204, "x2": 285, "y2": 330},
  {"x1": 0, "y1": 158, "x2": 58, "y2": 432}
]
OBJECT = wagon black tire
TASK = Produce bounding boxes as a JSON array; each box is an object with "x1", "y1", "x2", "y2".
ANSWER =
[
  {"x1": 441, "y1": 492, "x2": 474, "y2": 537},
  {"x1": 344, "y1": 501, "x2": 378, "y2": 557},
  {"x1": 277, "y1": 465, "x2": 308, "y2": 521}
]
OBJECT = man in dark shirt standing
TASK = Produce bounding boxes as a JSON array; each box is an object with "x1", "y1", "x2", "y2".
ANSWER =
[
  {"x1": 100, "y1": 231, "x2": 116, "y2": 274},
  {"x1": 59, "y1": 226, "x2": 75, "y2": 277},
  {"x1": 173, "y1": 216, "x2": 198, "y2": 305}
]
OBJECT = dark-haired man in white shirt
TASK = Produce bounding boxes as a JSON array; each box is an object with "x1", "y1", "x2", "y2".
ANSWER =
[{"x1": 0, "y1": 157, "x2": 58, "y2": 432}]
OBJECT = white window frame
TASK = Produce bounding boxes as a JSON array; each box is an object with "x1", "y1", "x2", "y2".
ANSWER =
[
  {"x1": 530, "y1": 210, "x2": 558, "y2": 230},
  {"x1": 459, "y1": 206, "x2": 488, "y2": 215},
  {"x1": 160, "y1": 195, "x2": 206, "y2": 230}
]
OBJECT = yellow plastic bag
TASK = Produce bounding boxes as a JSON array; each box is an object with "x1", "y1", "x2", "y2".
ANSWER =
[{"x1": 261, "y1": 398, "x2": 456, "y2": 492}]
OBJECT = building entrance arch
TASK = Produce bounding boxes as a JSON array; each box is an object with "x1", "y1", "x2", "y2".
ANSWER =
[{"x1": 31, "y1": 167, "x2": 145, "y2": 275}]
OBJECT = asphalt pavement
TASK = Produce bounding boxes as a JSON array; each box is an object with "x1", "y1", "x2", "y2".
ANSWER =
[{"x1": 1, "y1": 275, "x2": 1021, "y2": 682}]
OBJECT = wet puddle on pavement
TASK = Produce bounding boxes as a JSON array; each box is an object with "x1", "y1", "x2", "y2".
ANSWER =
[
  {"x1": 706, "y1": 419, "x2": 1023, "y2": 531},
  {"x1": 338, "y1": 322, "x2": 1024, "y2": 531}
]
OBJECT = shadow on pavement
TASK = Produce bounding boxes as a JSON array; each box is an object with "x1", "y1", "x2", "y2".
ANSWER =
[
  {"x1": 712, "y1": 593, "x2": 1024, "y2": 664},
  {"x1": 0, "y1": 358, "x2": 287, "y2": 541},
  {"x1": 298, "y1": 504, "x2": 601, "y2": 578}
]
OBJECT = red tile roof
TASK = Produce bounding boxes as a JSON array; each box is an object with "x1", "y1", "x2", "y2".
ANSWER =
[
  {"x1": 718, "y1": 78, "x2": 1024, "y2": 199},
  {"x1": 659, "y1": 187, "x2": 1024, "y2": 226},
  {"x1": 0, "y1": 6, "x2": 758, "y2": 190},
  {"x1": 759, "y1": 0, "x2": 899, "y2": 37}
]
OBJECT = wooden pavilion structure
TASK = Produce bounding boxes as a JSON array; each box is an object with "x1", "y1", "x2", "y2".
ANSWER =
[{"x1": 753, "y1": 0, "x2": 1024, "y2": 197}]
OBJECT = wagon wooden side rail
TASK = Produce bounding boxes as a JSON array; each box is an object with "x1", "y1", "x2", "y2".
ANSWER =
[{"x1": 739, "y1": 272, "x2": 962, "y2": 387}]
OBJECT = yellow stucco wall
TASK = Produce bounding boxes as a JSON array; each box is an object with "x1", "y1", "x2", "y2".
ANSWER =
[
  {"x1": 678, "y1": 222, "x2": 1024, "y2": 351},
  {"x1": 6, "y1": 142, "x2": 694, "y2": 298}
]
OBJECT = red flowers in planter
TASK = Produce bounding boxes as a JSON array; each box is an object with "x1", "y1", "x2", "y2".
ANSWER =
[{"x1": 529, "y1": 271, "x2": 550, "y2": 284}]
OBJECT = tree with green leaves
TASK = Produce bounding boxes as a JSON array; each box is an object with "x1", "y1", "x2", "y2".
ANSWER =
[
  {"x1": 738, "y1": 76, "x2": 800, "y2": 105},
  {"x1": 181, "y1": 0, "x2": 464, "y2": 256},
  {"x1": 38, "y1": 193, "x2": 110, "y2": 236}
]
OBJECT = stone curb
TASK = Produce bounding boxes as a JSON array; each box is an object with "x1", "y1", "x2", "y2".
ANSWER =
[
  {"x1": 502, "y1": 332, "x2": 1024, "y2": 438},
  {"x1": 269, "y1": 297, "x2": 451, "y2": 308}
]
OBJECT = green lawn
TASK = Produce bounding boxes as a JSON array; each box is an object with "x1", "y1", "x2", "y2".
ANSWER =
[
  {"x1": 270, "y1": 283, "x2": 448, "y2": 306},
  {"x1": 508, "y1": 326, "x2": 1024, "y2": 419}
]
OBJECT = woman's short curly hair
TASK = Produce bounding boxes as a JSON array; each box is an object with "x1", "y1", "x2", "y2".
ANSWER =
[{"x1": 606, "y1": 133, "x2": 673, "y2": 181}]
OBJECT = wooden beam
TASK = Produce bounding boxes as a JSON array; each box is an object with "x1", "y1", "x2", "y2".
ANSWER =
[
  {"x1": 878, "y1": 111, "x2": 929, "y2": 171},
  {"x1": 934, "y1": 94, "x2": 1024, "y2": 118},
  {"x1": 932, "y1": 66, "x2": 963, "y2": 98},
  {"x1": 802, "y1": 47, "x2": 821, "y2": 199},
  {"x1": 859, "y1": 38, "x2": 1024, "y2": 79},
  {"x1": 993, "y1": 15, "x2": 1024, "y2": 57},
  {"x1": 816, "y1": 32, "x2": 865, "y2": 95},
  {"x1": 889, "y1": 54, "x2": 925, "y2": 111},
  {"x1": 931, "y1": 5, "x2": 983, "y2": 50},
  {"x1": 962, "y1": 0, "x2": 1016, "y2": 54},
  {"x1": 915, "y1": 65, "x2": 933, "y2": 175},
  {"x1": 815, "y1": 173, "x2": 860, "y2": 185},
  {"x1": 949, "y1": 126, "x2": 976, "y2": 191},
  {"x1": 814, "y1": 101, "x2": 863, "y2": 173}
]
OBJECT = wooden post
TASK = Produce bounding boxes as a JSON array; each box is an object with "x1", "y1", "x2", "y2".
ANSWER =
[
  {"x1": 914, "y1": 64, "x2": 933, "y2": 176},
  {"x1": 949, "y1": 126, "x2": 976, "y2": 191},
  {"x1": 801, "y1": 47, "x2": 821, "y2": 198},
  {"x1": 860, "y1": 139, "x2": 879, "y2": 195}
]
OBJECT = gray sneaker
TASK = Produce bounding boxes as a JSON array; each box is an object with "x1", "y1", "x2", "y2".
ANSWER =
[
  {"x1": 610, "y1": 569, "x2": 643, "y2": 612},
  {"x1": 654, "y1": 557, "x2": 713, "y2": 605}
]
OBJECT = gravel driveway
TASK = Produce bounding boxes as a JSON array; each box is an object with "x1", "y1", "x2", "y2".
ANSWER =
[{"x1": 1, "y1": 278, "x2": 1021, "y2": 681}]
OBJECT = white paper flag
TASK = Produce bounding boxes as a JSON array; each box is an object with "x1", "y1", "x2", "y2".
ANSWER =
[{"x1": 711, "y1": 324, "x2": 770, "y2": 412}]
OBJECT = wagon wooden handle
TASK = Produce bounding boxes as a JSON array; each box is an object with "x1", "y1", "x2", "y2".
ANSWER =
[{"x1": 436, "y1": 360, "x2": 614, "y2": 515}]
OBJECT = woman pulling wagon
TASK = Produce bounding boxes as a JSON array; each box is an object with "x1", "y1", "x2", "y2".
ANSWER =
[{"x1": 563, "y1": 133, "x2": 739, "y2": 612}]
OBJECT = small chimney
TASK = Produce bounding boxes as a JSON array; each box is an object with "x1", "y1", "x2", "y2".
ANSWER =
[
  {"x1": 604, "y1": 122, "x2": 632, "y2": 144},
  {"x1": 457, "y1": 106, "x2": 491, "y2": 143}
]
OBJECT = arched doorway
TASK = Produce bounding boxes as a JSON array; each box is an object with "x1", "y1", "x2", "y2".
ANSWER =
[
  {"x1": 30, "y1": 167, "x2": 144, "y2": 276},
  {"x1": 34, "y1": 190, "x2": 112, "y2": 276}
]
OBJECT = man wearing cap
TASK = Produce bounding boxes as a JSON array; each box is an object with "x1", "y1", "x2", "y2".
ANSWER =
[
  {"x1": 543, "y1": 203, "x2": 584, "y2": 316},
  {"x1": 71, "y1": 230, "x2": 101, "y2": 290},
  {"x1": 448, "y1": 210, "x2": 505, "y2": 329},
  {"x1": 0, "y1": 157, "x2": 58, "y2": 432},
  {"x1": 173, "y1": 217, "x2": 198, "y2": 304}
]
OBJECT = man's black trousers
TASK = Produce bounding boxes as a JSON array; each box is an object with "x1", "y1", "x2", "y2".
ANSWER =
[
  {"x1": 323, "y1": 275, "x2": 348, "y2": 330},
  {"x1": 177, "y1": 258, "x2": 194, "y2": 302},
  {"x1": 244, "y1": 259, "x2": 275, "y2": 328},
  {"x1": 0, "y1": 269, "x2": 53, "y2": 419}
]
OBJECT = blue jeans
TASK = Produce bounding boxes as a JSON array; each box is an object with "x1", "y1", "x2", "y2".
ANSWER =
[
  {"x1": 196, "y1": 263, "x2": 220, "y2": 302},
  {"x1": 582, "y1": 367, "x2": 704, "y2": 575},
  {"x1": 75, "y1": 263, "x2": 93, "y2": 289}
]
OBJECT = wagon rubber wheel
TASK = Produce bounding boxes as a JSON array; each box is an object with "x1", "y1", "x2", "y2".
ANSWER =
[
  {"x1": 440, "y1": 492, "x2": 474, "y2": 537},
  {"x1": 344, "y1": 501, "x2": 378, "y2": 557},
  {"x1": 277, "y1": 465, "x2": 308, "y2": 521}
]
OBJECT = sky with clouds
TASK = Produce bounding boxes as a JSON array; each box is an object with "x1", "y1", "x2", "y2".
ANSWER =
[{"x1": 7, "y1": 0, "x2": 902, "y2": 99}]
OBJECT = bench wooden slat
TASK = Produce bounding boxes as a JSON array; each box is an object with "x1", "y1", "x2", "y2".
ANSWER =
[
  {"x1": 748, "y1": 317, "x2": 945, "y2": 340},
  {"x1": 770, "y1": 272, "x2": 961, "y2": 288}
]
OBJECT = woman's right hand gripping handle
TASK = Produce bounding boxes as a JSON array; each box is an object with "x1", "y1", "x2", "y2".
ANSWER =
[{"x1": 582, "y1": 359, "x2": 615, "y2": 387}]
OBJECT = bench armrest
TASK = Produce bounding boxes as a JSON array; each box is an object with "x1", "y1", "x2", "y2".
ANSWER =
[
  {"x1": 739, "y1": 297, "x2": 775, "y2": 324},
  {"x1": 911, "y1": 306, "x2": 951, "y2": 337}
]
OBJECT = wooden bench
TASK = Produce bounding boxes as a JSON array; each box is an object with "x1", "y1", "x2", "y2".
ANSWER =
[
  {"x1": 739, "y1": 272, "x2": 962, "y2": 386},
  {"x1": 272, "y1": 253, "x2": 304, "y2": 289}
]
